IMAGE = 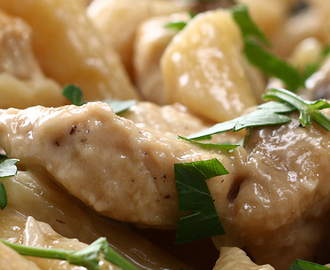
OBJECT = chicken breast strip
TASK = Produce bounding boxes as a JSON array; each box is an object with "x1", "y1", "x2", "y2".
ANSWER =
[{"x1": 0, "y1": 102, "x2": 234, "y2": 227}]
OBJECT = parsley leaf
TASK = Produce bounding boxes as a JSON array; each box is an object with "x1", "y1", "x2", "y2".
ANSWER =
[
  {"x1": 232, "y1": 5, "x2": 306, "y2": 92},
  {"x1": 103, "y1": 99, "x2": 136, "y2": 114},
  {"x1": 1, "y1": 237, "x2": 138, "y2": 270},
  {"x1": 62, "y1": 84, "x2": 84, "y2": 106},
  {"x1": 243, "y1": 39, "x2": 306, "y2": 91},
  {"x1": 102, "y1": 242, "x2": 139, "y2": 270},
  {"x1": 186, "y1": 88, "x2": 330, "y2": 141},
  {"x1": 0, "y1": 182, "x2": 6, "y2": 210},
  {"x1": 0, "y1": 158, "x2": 19, "y2": 178},
  {"x1": 178, "y1": 135, "x2": 239, "y2": 151},
  {"x1": 174, "y1": 159, "x2": 227, "y2": 244},
  {"x1": 164, "y1": 21, "x2": 188, "y2": 31},
  {"x1": 164, "y1": 12, "x2": 196, "y2": 31},
  {"x1": 264, "y1": 88, "x2": 330, "y2": 130},
  {"x1": 0, "y1": 158, "x2": 19, "y2": 210},
  {"x1": 62, "y1": 84, "x2": 135, "y2": 114},
  {"x1": 288, "y1": 259, "x2": 330, "y2": 270},
  {"x1": 187, "y1": 109, "x2": 291, "y2": 140},
  {"x1": 231, "y1": 5, "x2": 271, "y2": 48}
]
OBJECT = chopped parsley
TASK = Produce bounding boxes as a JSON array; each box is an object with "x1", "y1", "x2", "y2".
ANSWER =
[
  {"x1": 103, "y1": 99, "x2": 137, "y2": 114},
  {"x1": 231, "y1": 4, "x2": 271, "y2": 48},
  {"x1": 264, "y1": 88, "x2": 330, "y2": 130},
  {"x1": 164, "y1": 12, "x2": 196, "y2": 31},
  {"x1": 0, "y1": 158, "x2": 19, "y2": 210},
  {"x1": 62, "y1": 84, "x2": 136, "y2": 114},
  {"x1": 288, "y1": 259, "x2": 330, "y2": 270},
  {"x1": 1, "y1": 237, "x2": 139, "y2": 270},
  {"x1": 231, "y1": 5, "x2": 306, "y2": 92},
  {"x1": 186, "y1": 88, "x2": 330, "y2": 140},
  {"x1": 62, "y1": 84, "x2": 84, "y2": 106},
  {"x1": 174, "y1": 158, "x2": 227, "y2": 244},
  {"x1": 178, "y1": 135, "x2": 239, "y2": 151}
]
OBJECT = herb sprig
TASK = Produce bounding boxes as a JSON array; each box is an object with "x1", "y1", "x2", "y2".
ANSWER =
[
  {"x1": 174, "y1": 158, "x2": 227, "y2": 244},
  {"x1": 178, "y1": 135, "x2": 239, "y2": 151},
  {"x1": 288, "y1": 259, "x2": 330, "y2": 270},
  {"x1": 62, "y1": 84, "x2": 136, "y2": 114},
  {"x1": 186, "y1": 88, "x2": 330, "y2": 140},
  {"x1": 232, "y1": 5, "x2": 306, "y2": 92},
  {"x1": 164, "y1": 12, "x2": 196, "y2": 31},
  {"x1": 264, "y1": 88, "x2": 330, "y2": 130},
  {"x1": 0, "y1": 158, "x2": 19, "y2": 210},
  {"x1": 1, "y1": 237, "x2": 138, "y2": 270}
]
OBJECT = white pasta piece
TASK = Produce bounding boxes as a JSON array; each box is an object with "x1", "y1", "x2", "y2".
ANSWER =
[
  {"x1": 0, "y1": 10, "x2": 65, "y2": 108},
  {"x1": 0, "y1": 170, "x2": 192, "y2": 269},
  {"x1": 161, "y1": 9, "x2": 258, "y2": 123},
  {"x1": 289, "y1": 37, "x2": 323, "y2": 72},
  {"x1": 0, "y1": 74, "x2": 66, "y2": 109},
  {"x1": 21, "y1": 217, "x2": 121, "y2": 270},
  {"x1": 134, "y1": 13, "x2": 190, "y2": 105},
  {"x1": 87, "y1": 0, "x2": 192, "y2": 77},
  {"x1": 0, "y1": 214, "x2": 121, "y2": 270},
  {"x1": 271, "y1": 2, "x2": 330, "y2": 58},
  {"x1": 0, "y1": 0, "x2": 139, "y2": 101},
  {"x1": 213, "y1": 247, "x2": 274, "y2": 270}
]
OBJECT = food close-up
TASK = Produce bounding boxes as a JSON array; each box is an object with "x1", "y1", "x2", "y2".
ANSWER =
[{"x1": 0, "y1": 0, "x2": 330, "y2": 269}]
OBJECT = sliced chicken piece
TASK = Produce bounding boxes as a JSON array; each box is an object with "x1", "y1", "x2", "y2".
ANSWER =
[
  {"x1": 213, "y1": 247, "x2": 274, "y2": 270},
  {"x1": 0, "y1": 170, "x2": 193, "y2": 270},
  {"x1": 211, "y1": 109, "x2": 330, "y2": 269},
  {"x1": 87, "y1": 0, "x2": 192, "y2": 77},
  {"x1": 161, "y1": 9, "x2": 258, "y2": 123},
  {"x1": 0, "y1": 0, "x2": 139, "y2": 101},
  {"x1": 0, "y1": 10, "x2": 65, "y2": 108},
  {"x1": 0, "y1": 102, "x2": 235, "y2": 227}
]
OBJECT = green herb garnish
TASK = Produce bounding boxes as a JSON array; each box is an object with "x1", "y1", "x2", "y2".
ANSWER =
[
  {"x1": 288, "y1": 259, "x2": 330, "y2": 270},
  {"x1": 174, "y1": 158, "x2": 227, "y2": 244},
  {"x1": 243, "y1": 39, "x2": 306, "y2": 91},
  {"x1": 62, "y1": 84, "x2": 84, "y2": 106},
  {"x1": 0, "y1": 158, "x2": 19, "y2": 210},
  {"x1": 186, "y1": 88, "x2": 330, "y2": 140},
  {"x1": 103, "y1": 99, "x2": 136, "y2": 114},
  {"x1": 231, "y1": 5, "x2": 306, "y2": 92},
  {"x1": 164, "y1": 21, "x2": 188, "y2": 31},
  {"x1": 62, "y1": 84, "x2": 135, "y2": 114},
  {"x1": 264, "y1": 88, "x2": 330, "y2": 130},
  {"x1": 164, "y1": 12, "x2": 196, "y2": 31},
  {"x1": 231, "y1": 4, "x2": 271, "y2": 48},
  {"x1": 1, "y1": 237, "x2": 138, "y2": 270},
  {"x1": 178, "y1": 135, "x2": 239, "y2": 151},
  {"x1": 187, "y1": 108, "x2": 291, "y2": 140},
  {"x1": 0, "y1": 182, "x2": 7, "y2": 210}
]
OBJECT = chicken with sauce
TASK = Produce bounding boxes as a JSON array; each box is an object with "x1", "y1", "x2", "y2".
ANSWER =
[{"x1": 0, "y1": 0, "x2": 328, "y2": 270}]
